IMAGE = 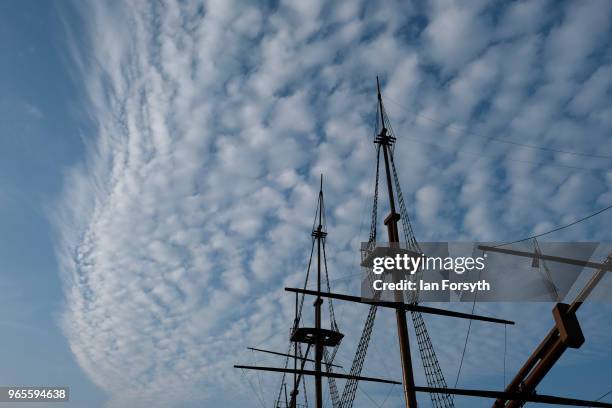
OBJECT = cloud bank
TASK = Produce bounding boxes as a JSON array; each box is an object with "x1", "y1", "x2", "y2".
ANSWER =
[{"x1": 54, "y1": 0, "x2": 612, "y2": 406}]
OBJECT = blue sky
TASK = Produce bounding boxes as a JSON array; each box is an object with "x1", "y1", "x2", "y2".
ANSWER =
[
  {"x1": 0, "y1": 1, "x2": 104, "y2": 406},
  {"x1": 1, "y1": 0, "x2": 611, "y2": 407}
]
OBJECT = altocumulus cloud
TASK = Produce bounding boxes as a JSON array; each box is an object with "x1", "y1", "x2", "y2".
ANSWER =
[{"x1": 54, "y1": 0, "x2": 612, "y2": 407}]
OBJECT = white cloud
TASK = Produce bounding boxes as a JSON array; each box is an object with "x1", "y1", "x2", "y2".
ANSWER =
[
  {"x1": 544, "y1": 0, "x2": 612, "y2": 81},
  {"x1": 423, "y1": 0, "x2": 490, "y2": 72},
  {"x1": 23, "y1": 102, "x2": 44, "y2": 119},
  {"x1": 54, "y1": 1, "x2": 612, "y2": 407}
]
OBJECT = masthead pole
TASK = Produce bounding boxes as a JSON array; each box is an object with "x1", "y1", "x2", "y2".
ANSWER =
[{"x1": 375, "y1": 76, "x2": 418, "y2": 408}]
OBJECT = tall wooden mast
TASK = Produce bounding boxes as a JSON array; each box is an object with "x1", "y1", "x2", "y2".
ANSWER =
[
  {"x1": 375, "y1": 76, "x2": 418, "y2": 407},
  {"x1": 313, "y1": 175, "x2": 325, "y2": 408}
]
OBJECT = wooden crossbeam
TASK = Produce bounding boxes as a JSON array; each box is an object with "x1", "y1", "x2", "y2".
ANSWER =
[
  {"x1": 234, "y1": 365, "x2": 401, "y2": 385},
  {"x1": 247, "y1": 347, "x2": 342, "y2": 368},
  {"x1": 417, "y1": 386, "x2": 612, "y2": 407},
  {"x1": 285, "y1": 287, "x2": 514, "y2": 325},
  {"x1": 490, "y1": 255, "x2": 612, "y2": 408},
  {"x1": 234, "y1": 365, "x2": 611, "y2": 407},
  {"x1": 478, "y1": 245, "x2": 612, "y2": 272}
]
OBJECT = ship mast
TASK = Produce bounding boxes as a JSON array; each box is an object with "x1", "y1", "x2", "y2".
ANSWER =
[
  {"x1": 236, "y1": 177, "x2": 404, "y2": 407},
  {"x1": 314, "y1": 175, "x2": 325, "y2": 408},
  {"x1": 375, "y1": 76, "x2": 418, "y2": 408}
]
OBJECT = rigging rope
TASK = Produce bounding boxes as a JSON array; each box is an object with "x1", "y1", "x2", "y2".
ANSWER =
[
  {"x1": 338, "y1": 145, "x2": 382, "y2": 408},
  {"x1": 388, "y1": 143, "x2": 454, "y2": 408},
  {"x1": 276, "y1": 208, "x2": 317, "y2": 407},
  {"x1": 251, "y1": 349, "x2": 268, "y2": 407},
  {"x1": 453, "y1": 252, "x2": 486, "y2": 388},
  {"x1": 298, "y1": 343, "x2": 310, "y2": 408},
  {"x1": 503, "y1": 324, "x2": 507, "y2": 388},
  {"x1": 384, "y1": 95, "x2": 612, "y2": 161},
  {"x1": 453, "y1": 301, "x2": 476, "y2": 388},
  {"x1": 275, "y1": 343, "x2": 293, "y2": 407},
  {"x1": 296, "y1": 237, "x2": 316, "y2": 329},
  {"x1": 493, "y1": 202, "x2": 612, "y2": 247},
  {"x1": 595, "y1": 389, "x2": 612, "y2": 403},
  {"x1": 323, "y1": 243, "x2": 339, "y2": 332},
  {"x1": 241, "y1": 368, "x2": 268, "y2": 408},
  {"x1": 379, "y1": 384, "x2": 397, "y2": 408},
  {"x1": 322, "y1": 234, "x2": 341, "y2": 408},
  {"x1": 301, "y1": 349, "x2": 309, "y2": 408},
  {"x1": 324, "y1": 349, "x2": 341, "y2": 408},
  {"x1": 333, "y1": 354, "x2": 389, "y2": 408}
]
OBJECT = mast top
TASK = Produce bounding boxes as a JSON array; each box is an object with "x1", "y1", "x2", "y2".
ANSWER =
[
  {"x1": 374, "y1": 76, "x2": 395, "y2": 147},
  {"x1": 319, "y1": 174, "x2": 323, "y2": 196},
  {"x1": 376, "y1": 76, "x2": 385, "y2": 131},
  {"x1": 313, "y1": 173, "x2": 327, "y2": 238}
]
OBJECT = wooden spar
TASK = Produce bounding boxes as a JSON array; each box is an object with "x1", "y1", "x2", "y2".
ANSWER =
[
  {"x1": 235, "y1": 363, "x2": 612, "y2": 408},
  {"x1": 415, "y1": 386, "x2": 612, "y2": 407},
  {"x1": 477, "y1": 245, "x2": 612, "y2": 273},
  {"x1": 247, "y1": 347, "x2": 343, "y2": 368},
  {"x1": 285, "y1": 287, "x2": 515, "y2": 325},
  {"x1": 495, "y1": 256, "x2": 612, "y2": 408},
  {"x1": 477, "y1": 246, "x2": 612, "y2": 408},
  {"x1": 234, "y1": 365, "x2": 401, "y2": 385}
]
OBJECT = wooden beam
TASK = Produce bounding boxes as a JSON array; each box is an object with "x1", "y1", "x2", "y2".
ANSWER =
[
  {"x1": 492, "y1": 255, "x2": 612, "y2": 408},
  {"x1": 247, "y1": 347, "x2": 343, "y2": 368},
  {"x1": 285, "y1": 287, "x2": 514, "y2": 325},
  {"x1": 477, "y1": 245, "x2": 612, "y2": 272},
  {"x1": 416, "y1": 386, "x2": 612, "y2": 407},
  {"x1": 234, "y1": 365, "x2": 401, "y2": 385}
]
